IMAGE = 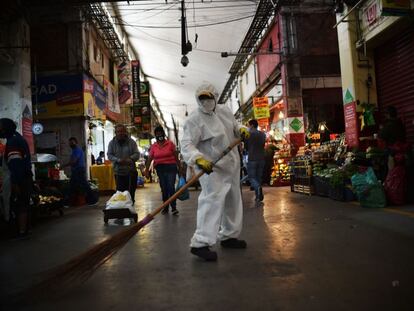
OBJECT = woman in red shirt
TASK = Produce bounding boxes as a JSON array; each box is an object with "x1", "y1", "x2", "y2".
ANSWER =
[{"x1": 146, "y1": 126, "x2": 180, "y2": 215}]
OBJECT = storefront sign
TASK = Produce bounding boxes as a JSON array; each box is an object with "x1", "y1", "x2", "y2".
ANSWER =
[
  {"x1": 344, "y1": 101, "x2": 359, "y2": 147},
  {"x1": 83, "y1": 75, "x2": 106, "y2": 120},
  {"x1": 253, "y1": 96, "x2": 270, "y2": 119},
  {"x1": 285, "y1": 117, "x2": 304, "y2": 134},
  {"x1": 139, "y1": 139, "x2": 150, "y2": 147},
  {"x1": 286, "y1": 97, "x2": 303, "y2": 116},
  {"x1": 253, "y1": 97, "x2": 269, "y2": 106},
  {"x1": 104, "y1": 79, "x2": 121, "y2": 121},
  {"x1": 118, "y1": 61, "x2": 132, "y2": 106},
  {"x1": 33, "y1": 74, "x2": 84, "y2": 119},
  {"x1": 253, "y1": 105, "x2": 270, "y2": 119},
  {"x1": 361, "y1": 0, "x2": 382, "y2": 31},
  {"x1": 22, "y1": 103, "x2": 34, "y2": 154},
  {"x1": 257, "y1": 118, "x2": 269, "y2": 129},
  {"x1": 360, "y1": 0, "x2": 411, "y2": 35},
  {"x1": 131, "y1": 60, "x2": 140, "y2": 106},
  {"x1": 133, "y1": 81, "x2": 151, "y2": 132},
  {"x1": 343, "y1": 87, "x2": 355, "y2": 105}
]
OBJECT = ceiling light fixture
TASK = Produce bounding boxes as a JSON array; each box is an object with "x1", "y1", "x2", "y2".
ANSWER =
[{"x1": 180, "y1": 0, "x2": 192, "y2": 67}]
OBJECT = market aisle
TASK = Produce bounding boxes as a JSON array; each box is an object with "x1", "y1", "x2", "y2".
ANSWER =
[{"x1": 2, "y1": 184, "x2": 414, "y2": 310}]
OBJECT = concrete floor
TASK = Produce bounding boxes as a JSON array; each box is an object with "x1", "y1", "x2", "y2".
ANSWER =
[{"x1": 2, "y1": 184, "x2": 414, "y2": 311}]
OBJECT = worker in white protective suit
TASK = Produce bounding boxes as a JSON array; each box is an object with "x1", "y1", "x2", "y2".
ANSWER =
[{"x1": 181, "y1": 83, "x2": 250, "y2": 261}]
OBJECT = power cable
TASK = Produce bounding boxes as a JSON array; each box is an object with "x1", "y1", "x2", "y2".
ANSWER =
[
  {"x1": 116, "y1": 0, "x2": 258, "y2": 6},
  {"x1": 114, "y1": 13, "x2": 255, "y2": 29},
  {"x1": 116, "y1": 4, "x2": 256, "y2": 11}
]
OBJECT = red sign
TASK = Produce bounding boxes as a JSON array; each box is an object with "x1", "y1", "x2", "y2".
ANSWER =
[
  {"x1": 365, "y1": 1, "x2": 378, "y2": 25},
  {"x1": 344, "y1": 102, "x2": 359, "y2": 147},
  {"x1": 258, "y1": 118, "x2": 269, "y2": 128},
  {"x1": 22, "y1": 117, "x2": 35, "y2": 154}
]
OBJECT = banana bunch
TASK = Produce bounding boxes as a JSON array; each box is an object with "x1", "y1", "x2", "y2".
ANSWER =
[{"x1": 39, "y1": 195, "x2": 61, "y2": 205}]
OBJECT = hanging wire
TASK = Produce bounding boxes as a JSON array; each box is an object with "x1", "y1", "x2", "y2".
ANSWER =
[
  {"x1": 113, "y1": 14, "x2": 255, "y2": 29},
  {"x1": 192, "y1": 0, "x2": 198, "y2": 48}
]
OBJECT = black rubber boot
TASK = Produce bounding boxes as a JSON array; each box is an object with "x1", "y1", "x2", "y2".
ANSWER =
[
  {"x1": 220, "y1": 238, "x2": 247, "y2": 249},
  {"x1": 190, "y1": 246, "x2": 217, "y2": 261},
  {"x1": 258, "y1": 187, "x2": 264, "y2": 201}
]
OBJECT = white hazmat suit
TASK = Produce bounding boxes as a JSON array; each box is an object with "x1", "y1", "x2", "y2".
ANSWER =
[{"x1": 181, "y1": 83, "x2": 244, "y2": 249}]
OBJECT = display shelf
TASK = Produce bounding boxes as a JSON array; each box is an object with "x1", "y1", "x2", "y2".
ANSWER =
[{"x1": 270, "y1": 156, "x2": 291, "y2": 187}]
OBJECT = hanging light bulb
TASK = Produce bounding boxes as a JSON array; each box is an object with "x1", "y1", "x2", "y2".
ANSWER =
[{"x1": 278, "y1": 111, "x2": 284, "y2": 119}]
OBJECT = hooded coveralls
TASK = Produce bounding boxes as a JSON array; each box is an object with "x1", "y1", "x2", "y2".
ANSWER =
[{"x1": 181, "y1": 84, "x2": 243, "y2": 248}]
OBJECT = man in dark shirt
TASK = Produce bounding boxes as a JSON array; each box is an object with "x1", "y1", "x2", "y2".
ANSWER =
[
  {"x1": 64, "y1": 137, "x2": 94, "y2": 205},
  {"x1": 246, "y1": 119, "x2": 266, "y2": 202},
  {"x1": 0, "y1": 118, "x2": 32, "y2": 238}
]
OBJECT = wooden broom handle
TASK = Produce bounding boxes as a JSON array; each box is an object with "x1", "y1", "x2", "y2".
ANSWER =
[{"x1": 149, "y1": 138, "x2": 242, "y2": 218}]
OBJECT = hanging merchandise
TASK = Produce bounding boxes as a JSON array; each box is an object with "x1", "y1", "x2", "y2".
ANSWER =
[{"x1": 359, "y1": 103, "x2": 376, "y2": 130}]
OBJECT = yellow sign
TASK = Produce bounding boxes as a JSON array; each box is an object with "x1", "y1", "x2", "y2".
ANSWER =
[
  {"x1": 139, "y1": 139, "x2": 150, "y2": 147},
  {"x1": 253, "y1": 96, "x2": 270, "y2": 119},
  {"x1": 37, "y1": 100, "x2": 84, "y2": 119},
  {"x1": 253, "y1": 106, "x2": 270, "y2": 119},
  {"x1": 84, "y1": 91, "x2": 106, "y2": 121}
]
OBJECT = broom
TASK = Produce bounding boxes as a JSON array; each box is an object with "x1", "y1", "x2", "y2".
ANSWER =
[{"x1": 32, "y1": 138, "x2": 242, "y2": 290}]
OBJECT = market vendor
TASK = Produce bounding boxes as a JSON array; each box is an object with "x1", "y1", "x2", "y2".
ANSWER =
[
  {"x1": 379, "y1": 106, "x2": 406, "y2": 146},
  {"x1": 0, "y1": 118, "x2": 33, "y2": 239},
  {"x1": 63, "y1": 137, "x2": 95, "y2": 205}
]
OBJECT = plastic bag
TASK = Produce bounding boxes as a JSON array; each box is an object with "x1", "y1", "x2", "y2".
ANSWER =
[
  {"x1": 137, "y1": 176, "x2": 145, "y2": 186},
  {"x1": 105, "y1": 191, "x2": 135, "y2": 213},
  {"x1": 351, "y1": 167, "x2": 386, "y2": 208},
  {"x1": 176, "y1": 176, "x2": 190, "y2": 201},
  {"x1": 384, "y1": 165, "x2": 406, "y2": 205}
]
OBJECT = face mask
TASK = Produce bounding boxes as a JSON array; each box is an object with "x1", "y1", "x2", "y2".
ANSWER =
[
  {"x1": 200, "y1": 99, "x2": 216, "y2": 112},
  {"x1": 156, "y1": 135, "x2": 165, "y2": 142}
]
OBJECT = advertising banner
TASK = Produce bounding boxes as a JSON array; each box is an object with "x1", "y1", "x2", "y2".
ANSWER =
[
  {"x1": 286, "y1": 117, "x2": 305, "y2": 134},
  {"x1": 118, "y1": 61, "x2": 132, "y2": 106},
  {"x1": 344, "y1": 101, "x2": 359, "y2": 147},
  {"x1": 253, "y1": 97, "x2": 270, "y2": 119},
  {"x1": 22, "y1": 102, "x2": 34, "y2": 154},
  {"x1": 104, "y1": 79, "x2": 121, "y2": 121},
  {"x1": 131, "y1": 60, "x2": 140, "y2": 107},
  {"x1": 83, "y1": 75, "x2": 106, "y2": 120},
  {"x1": 33, "y1": 74, "x2": 84, "y2": 119},
  {"x1": 133, "y1": 81, "x2": 151, "y2": 132}
]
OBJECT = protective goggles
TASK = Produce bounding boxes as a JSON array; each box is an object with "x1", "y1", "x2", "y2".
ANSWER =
[{"x1": 198, "y1": 91, "x2": 214, "y2": 100}]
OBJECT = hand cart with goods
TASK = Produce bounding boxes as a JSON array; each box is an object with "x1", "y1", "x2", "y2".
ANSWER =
[{"x1": 103, "y1": 191, "x2": 138, "y2": 224}]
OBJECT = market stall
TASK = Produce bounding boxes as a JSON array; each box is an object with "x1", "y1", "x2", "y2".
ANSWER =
[
  {"x1": 32, "y1": 153, "x2": 66, "y2": 218},
  {"x1": 90, "y1": 163, "x2": 116, "y2": 192},
  {"x1": 270, "y1": 144, "x2": 291, "y2": 187}
]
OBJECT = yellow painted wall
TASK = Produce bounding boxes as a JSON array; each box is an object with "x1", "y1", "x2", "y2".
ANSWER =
[{"x1": 336, "y1": 9, "x2": 378, "y2": 112}]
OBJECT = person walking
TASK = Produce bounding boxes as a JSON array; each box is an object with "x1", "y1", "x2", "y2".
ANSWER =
[
  {"x1": 63, "y1": 137, "x2": 95, "y2": 205},
  {"x1": 181, "y1": 83, "x2": 250, "y2": 262},
  {"x1": 107, "y1": 124, "x2": 140, "y2": 203},
  {"x1": 96, "y1": 151, "x2": 105, "y2": 165},
  {"x1": 246, "y1": 119, "x2": 266, "y2": 202},
  {"x1": 0, "y1": 118, "x2": 33, "y2": 239},
  {"x1": 145, "y1": 126, "x2": 180, "y2": 215}
]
